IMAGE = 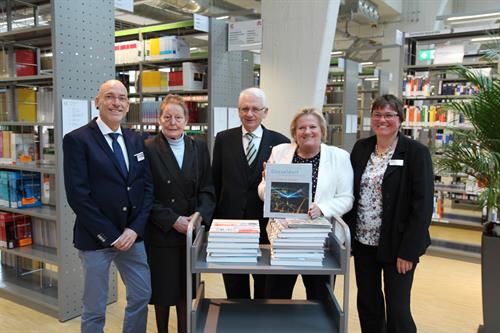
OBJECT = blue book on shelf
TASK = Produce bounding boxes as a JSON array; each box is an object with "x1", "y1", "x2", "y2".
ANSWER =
[
  {"x1": 8, "y1": 171, "x2": 42, "y2": 208},
  {"x1": 0, "y1": 170, "x2": 10, "y2": 207}
]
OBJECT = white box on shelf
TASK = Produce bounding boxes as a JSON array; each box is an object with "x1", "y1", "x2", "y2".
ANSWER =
[{"x1": 182, "y1": 62, "x2": 206, "y2": 91}]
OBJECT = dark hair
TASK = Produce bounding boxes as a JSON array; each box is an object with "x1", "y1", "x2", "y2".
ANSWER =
[{"x1": 371, "y1": 94, "x2": 404, "y2": 122}]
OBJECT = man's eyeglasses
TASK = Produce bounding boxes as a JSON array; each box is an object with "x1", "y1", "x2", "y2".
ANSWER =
[
  {"x1": 239, "y1": 107, "x2": 267, "y2": 114},
  {"x1": 104, "y1": 95, "x2": 128, "y2": 104},
  {"x1": 372, "y1": 112, "x2": 399, "y2": 120}
]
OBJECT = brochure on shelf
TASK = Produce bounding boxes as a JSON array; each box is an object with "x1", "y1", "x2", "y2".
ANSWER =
[{"x1": 264, "y1": 163, "x2": 312, "y2": 219}]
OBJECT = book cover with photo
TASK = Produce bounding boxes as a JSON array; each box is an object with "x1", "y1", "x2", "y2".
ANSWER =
[{"x1": 264, "y1": 164, "x2": 312, "y2": 219}]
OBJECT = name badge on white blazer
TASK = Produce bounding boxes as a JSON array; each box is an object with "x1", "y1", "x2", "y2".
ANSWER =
[{"x1": 389, "y1": 159, "x2": 404, "y2": 166}]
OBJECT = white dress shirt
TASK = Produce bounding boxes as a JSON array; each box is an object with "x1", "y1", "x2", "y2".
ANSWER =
[
  {"x1": 96, "y1": 116, "x2": 129, "y2": 171},
  {"x1": 242, "y1": 125, "x2": 263, "y2": 154}
]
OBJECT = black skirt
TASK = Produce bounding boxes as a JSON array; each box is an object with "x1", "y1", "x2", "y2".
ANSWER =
[{"x1": 147, "y1": 245, "x2": 187, "y2": 306}]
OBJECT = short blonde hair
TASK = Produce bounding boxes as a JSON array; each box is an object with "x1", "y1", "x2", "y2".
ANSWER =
[
  {"x1": 160, "y1": 94, "x2": 189, "y2": 118},
  {"x1": 290, "y1": 107, "x2": 327, "y2": 142}
]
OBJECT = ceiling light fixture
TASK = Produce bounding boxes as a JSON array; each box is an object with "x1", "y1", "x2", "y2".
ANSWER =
[
  {"x1": 216, "y1": 16, "x2": 229, "y2": 20},
  {"x1": 446, "y1": 12, "x2": 500, "y2": 22},
  {"x1": 470, "y1": 36, "x2": 500, "y2": 42},
  {"x1": 360, "y1": 62, "x2": 374, "y2": 66}
]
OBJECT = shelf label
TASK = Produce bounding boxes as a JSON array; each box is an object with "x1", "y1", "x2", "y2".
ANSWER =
[
  {"x1": 194, "y1": 14, "x2": 209, "y2": 32},
  {"x1": 228, "y1": 19, "x2": 262, "y2": 51},
  {"x1": 115, "y1": 0, "x2": 133, "y2": 12}
]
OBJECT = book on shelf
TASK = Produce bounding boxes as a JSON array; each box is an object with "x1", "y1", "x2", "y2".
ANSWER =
[
  {"x1": 10, "y1": 132, "x2": 36, "y2": 165},
  {"x1": 168, "y1": 71, "x2": 183, "y2": 90},
  {"x1": 31, "y1": 217, "x2": 57, "y2": 248},
  {"x1": 139, "y1": 71, "x2": 168, "y2": 93},
  {"x1": 0, "y1": 89, "x2": 13, "y2": 121},
  {"x1": 144, "y1": 36, "x2": 189, "y2": 61},
  {"x1": 15, "y1": 49, "x2": 37, "y2": 77},
  {"x1": 41, "y1": 173, "x2": 56, "y2": 206},
  {"x1": 0, "y1": 49, "x2": 8, "y2": 78},
  {"x1": 2, "y1": 171, "x2": 42, "y2": 208},
  {"x1": 37, "y1": 87, "x2": 54, "y2": 123},
  {"x1": 264, "y1": 163, "x2": 312, "y2": 219},
  {"x1": 206, "y1": 255, "x2": 257, "y2": 263},
  {"x1": 0, "y1": 212, "x2": 32, "y2": 248},
  {"x1": 270, "y1": 258, "x2": 323, "y2": 267},
  {"x1": 182, "y1": 62, "x2": 207, "y2": 91},
  {"x1": 115, "y1": 40, "x2": 143, "y2": 64}
]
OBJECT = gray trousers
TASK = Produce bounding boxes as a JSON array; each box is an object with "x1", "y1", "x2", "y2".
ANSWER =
[{"x1": 78, "y1": 242, "x2": 151, "y2": 333}]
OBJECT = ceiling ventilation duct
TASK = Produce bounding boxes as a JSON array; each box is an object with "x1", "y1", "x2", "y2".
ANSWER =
[{"x1": 340, "y1": 0, "x2": 379, "y2": 24}]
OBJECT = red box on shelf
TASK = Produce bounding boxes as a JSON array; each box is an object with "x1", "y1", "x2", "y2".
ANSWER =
[
  {"x1": 15, "y1": 49, "x2": 37, "y2": 77},
  {"x1": 0, "y1": 212, "x2": 32, "y2": 248}
]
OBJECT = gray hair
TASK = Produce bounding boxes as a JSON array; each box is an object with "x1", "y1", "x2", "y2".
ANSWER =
[{"x1": 239, "y1": 87, "x2": 267, "y2": 107}]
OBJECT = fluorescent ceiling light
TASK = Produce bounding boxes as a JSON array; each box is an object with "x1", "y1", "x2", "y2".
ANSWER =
[
  {"x1": 216, "y1": 16, "x2": 229, "y2": 20},
  {"x1": 364, "y1": 77, "x2": 378, "y2": 81},
  {"x1": 447, "y1": 12, "x2": 500, "y2": 22},
  {"x1": 360, "y1": 62, "x2": 374, "y2": 66},
  {"x1": 192, "y1": 34, "x2": 209, "y2": 41},
  {"x1": 470, "y1": 36, "x2": 500, "y2": 42},
  {"x1": 331, "y1": 51, "x2": 343, "y2": 55},
  {"x1": 189, "y1": 47, "x2": 199, "y2": 51}
]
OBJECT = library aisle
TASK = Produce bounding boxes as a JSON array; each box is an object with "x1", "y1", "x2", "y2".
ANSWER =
[{"x1": 0, "y1": 254, "x2": 481, "y2": 333}]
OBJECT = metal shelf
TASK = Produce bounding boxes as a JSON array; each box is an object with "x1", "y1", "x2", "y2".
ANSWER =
[
  {"x1": 194, "y1": 298, "x2": 339, "y2": 333},
  {"x1": 404, "y1": 61, "x2": 494, "y2": 71},
  {"x1": 0, "y1": 205, "x2": 57, "y2": 221},
  {"x1": 0, "y1": 121, "x2": 54, "y2": 126},
  {"x1": 0, "y1": 163, "x2": 56, "y2": 174},
  {"x1": 0, "y1": 74, "x2": 53, "y2": 85},
  {"x1": 0, "y1": 265, "x2": 58, "y2": 317},
  {"x1": 0, "y1": 25, "x2": 51, "y2": 45},
  {"x1": 194, "y1": 245, "x2": 342, "y2": 275},
  {"x1": 402, "y1": 95, "x2": 475, "y2": 100},
  {"x1": 129, "y1": 89, "x2": 208, "y2": 98},
  {"x1": 1, "y1": 245, "x2": 57, "y2": 265},
  {"x1": 434, "y1": 185, "x2": 480, "y2": 196},
  {"x1": 116, "y1": 56, "x2": 208, "y2": 71},
  {"x1": 432, "y1": 217, "x2": 482, "y2": 230},
  {"x1": 402, "y1": 123, "x2": 473, "y2": 130}
]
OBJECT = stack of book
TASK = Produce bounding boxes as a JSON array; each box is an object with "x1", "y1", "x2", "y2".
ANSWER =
[
  {"x1": 267, "y1": 218, "x2": 332, "y2": 266},
  {"x1": 206, "y1": 219, "x2": 260, "y2": 263}
]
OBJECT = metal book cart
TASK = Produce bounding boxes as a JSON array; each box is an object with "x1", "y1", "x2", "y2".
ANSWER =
[{"x1": 186, "y1": 214, "x2": 351, "y2": 333}]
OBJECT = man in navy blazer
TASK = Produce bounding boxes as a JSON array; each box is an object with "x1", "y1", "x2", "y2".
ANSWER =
[
  {"x1": 212, "y1": 87, "x2": 289, "y2": 299},
  {"x1": 63, "y1": 79, "x2": 154, "y2": 333}
]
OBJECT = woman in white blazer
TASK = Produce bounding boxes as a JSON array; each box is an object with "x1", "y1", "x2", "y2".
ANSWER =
[{"x1": 258, "y1": 107, "x2": 354, "y2": 300}]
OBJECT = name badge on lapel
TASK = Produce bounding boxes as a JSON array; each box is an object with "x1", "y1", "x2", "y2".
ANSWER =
[
  {"x1": 389, "y1": 159, "x2": 404, "y2": 166},
  {"x1": 134, "y1": 152, "x2": 145, "y2": 162}
]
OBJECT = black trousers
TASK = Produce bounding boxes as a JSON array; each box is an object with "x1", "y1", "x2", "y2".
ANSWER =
[
  {"x1": 266, "y1": 274, "x2": 331, "y2": 300},
  {"x1": 354, "y1": 240, "x2": 416, "y2": 333},
  {"x1": 222, "y1": 273, "x2": 268, "y2": 299}
]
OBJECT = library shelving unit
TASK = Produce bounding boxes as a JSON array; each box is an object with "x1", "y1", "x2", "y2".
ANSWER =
[
  {"x1": 402, "y1": 26, "x2": 500, "y2": 258},
  {"x1": 114, "y1": 21, "x2": 209, "y2": 140},
  {"x1": 0, "y1": 0, "x2": 116, "y2": 321},
  {"x1": 185, "y1": 213, "x2": 351, "y2": 333}
]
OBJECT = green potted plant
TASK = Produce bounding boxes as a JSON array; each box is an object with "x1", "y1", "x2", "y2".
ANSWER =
[{"x1": 436, "y1": 44, "x2": 499, "y2": 333}]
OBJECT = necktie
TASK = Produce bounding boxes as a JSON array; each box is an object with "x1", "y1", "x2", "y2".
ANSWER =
[
  {"x1": 109, "y1": 133, "x2": 128, "y2": 176},
  {"x1": 245, "y1": 132, "x2": 256, "y2": 166}
]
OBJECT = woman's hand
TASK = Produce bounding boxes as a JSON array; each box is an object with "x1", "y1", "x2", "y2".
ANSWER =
[
  {"x1": 308, "y1": 203, "x2": 323, "y2": 219},
  {"x1": 173, "y1": 216, "x2": 191, "y2": 235},
  {"x1": 396, "y1": 257, "x2": 414, "y2": 274}
]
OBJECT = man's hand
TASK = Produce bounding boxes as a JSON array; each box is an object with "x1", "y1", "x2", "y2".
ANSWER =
[
  {"x1": 173, "y1": 216, "x2": 191, "y2": 235},
  {"x1": 113, "y1": 228, "x2": 138, "y2": 251},
  {"x1": 396, "y1": 257, "x2": 414, "y2": 274}
]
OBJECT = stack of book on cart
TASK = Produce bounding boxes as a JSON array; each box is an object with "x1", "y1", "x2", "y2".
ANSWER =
[
  {"x1": 206, "y1": 219, "x2": 261, "y2": 263},
  {"x1": 267, "y1": 218, "x2": 332, "y2": 266}
]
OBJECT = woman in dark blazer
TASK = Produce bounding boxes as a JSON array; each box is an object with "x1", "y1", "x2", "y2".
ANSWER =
[
  {"x1": 345, "y1": 94, "x2": 433, "y2": 333},
  {"x1": 144, "y1": 95, "x2": 215, "y2": 333}
]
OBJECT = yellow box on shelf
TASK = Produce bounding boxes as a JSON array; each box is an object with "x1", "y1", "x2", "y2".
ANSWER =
[
  {"x1": 140, "y1": 71, "x2": 168, "y2": 93},
  {"x1": 16, "y1": 88, "x2": 37, "y2": 122}
]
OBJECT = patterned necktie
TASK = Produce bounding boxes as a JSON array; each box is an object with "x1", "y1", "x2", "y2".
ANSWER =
[
  {"x1": 109, "y1": 133, "x2": 128, "y2": 176},
  {"x1": 245, "y1": 132, "x2": 256, "y2": 166}
]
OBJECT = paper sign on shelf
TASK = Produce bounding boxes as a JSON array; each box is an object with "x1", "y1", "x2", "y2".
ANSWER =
[
  {"x1": 115, "y1": 0, "x2": 133, "y2": 12},
  {"x1": 62, "y1": 99, "x2": 89, "y2": 136},
  {"x1": 194, "y1": 14, "x2": 209, "y2": 32},
  {"x1": 228, "y1": 107, "x2": 241, "y2": 128},
  {"x1": 213, "y1": 107, "x2": 228, "y2": 136},
  {"x1": 228, "y1": 19, "x2": 262, "y2": 51}
]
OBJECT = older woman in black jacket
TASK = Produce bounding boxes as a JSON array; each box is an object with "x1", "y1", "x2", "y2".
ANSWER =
[
  {"x1": 144, "y1": 94, "x2": 215, "y2": 333},
  {"x1": 345, "y1": 94, "x2": 433, "y2": 333}
]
